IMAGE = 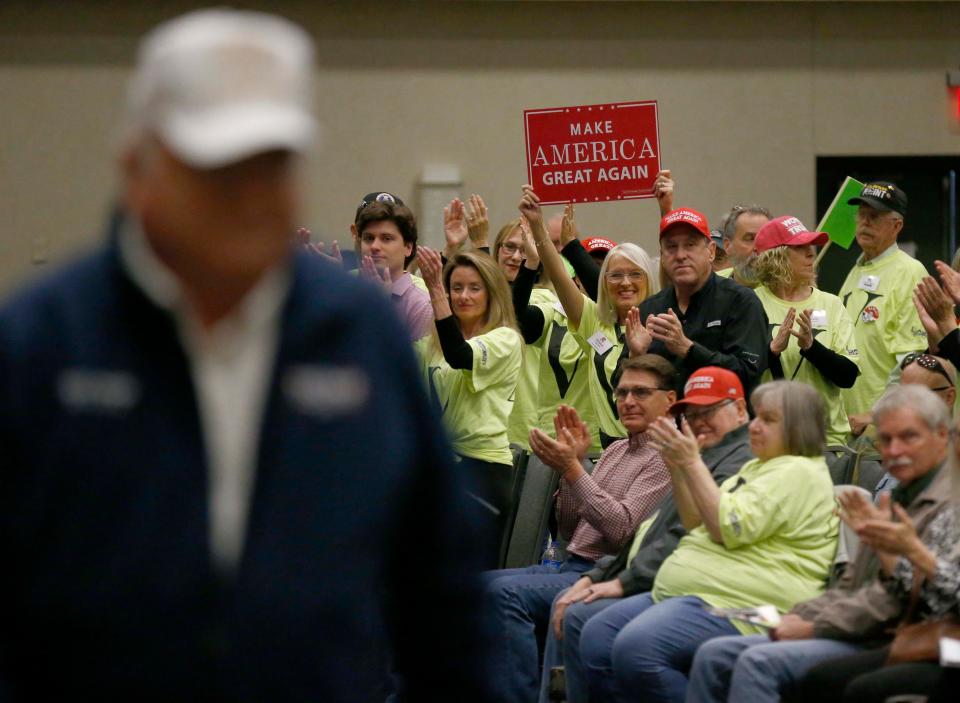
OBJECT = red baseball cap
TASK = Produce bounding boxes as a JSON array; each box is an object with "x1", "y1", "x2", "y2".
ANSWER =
[
  {"x1": 582, "y1": 236, "x2": 617, "y2": 253},
  {"x1": 669, "y1": 366, "x2": 744, "y2": 413},
  {"x1": 659, "y1": 208, "x2": 710, "y2": 240},
  {"x1": 754, "y1": 215, "x2": 829, "y2": 254}
]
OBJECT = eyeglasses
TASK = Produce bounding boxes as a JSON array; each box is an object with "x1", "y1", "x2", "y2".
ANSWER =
[
  {"x1": 500, "y1": 242, "x2": 522, "y2": 255},
  {"x1": 605, "y1": 271, "x2": 646, "y2": 283},
  {"x1": 614, "y1": 386, "x2": 669, "y2": 401},
  {"x1": 681, "y1": 399, "x2": 735, "y2": 422},
  {"x1": 901, "y1": 353, "x2": 955, "y2": 388}
]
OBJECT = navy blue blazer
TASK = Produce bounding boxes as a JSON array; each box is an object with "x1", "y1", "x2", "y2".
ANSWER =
[{"x1": 0, "y1": 219, "x2": 490, "y2": 701}]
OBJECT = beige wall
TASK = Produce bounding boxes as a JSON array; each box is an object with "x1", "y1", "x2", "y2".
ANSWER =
[{"x1": 2, "y1": 1, "x2": 960, "y2": 295}]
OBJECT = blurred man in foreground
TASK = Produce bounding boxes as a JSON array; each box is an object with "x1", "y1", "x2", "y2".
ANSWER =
[{"x1": 0, "y1": 9, "x2": 489, "y2": 701}]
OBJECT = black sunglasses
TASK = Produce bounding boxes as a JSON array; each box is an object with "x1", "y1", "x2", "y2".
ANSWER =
[{"x1": 900, "y1": 353, "x2": 955, "y2": 388}]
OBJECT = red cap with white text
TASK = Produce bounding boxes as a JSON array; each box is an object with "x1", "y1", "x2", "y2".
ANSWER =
[
  {"x1": 754, "y1": 215, "x2": 829, "y2": 254},
  {"x1": 581, "y1": 236, "x2": 617, "y2": 253},
  {"x1": 669, "y1": 366, "x2": 744, "y2": 412},
  {"x1": 658, "y1": 208, "x2": 711, "y2": 240}
]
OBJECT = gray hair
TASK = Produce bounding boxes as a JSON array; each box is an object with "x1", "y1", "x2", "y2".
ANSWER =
[
  {"x1": 751, "y1": 380, "x2": 826, "y2": 457},
  {"x1": 873, "y1": 384, "x2": 951, "y2": 432},
  {"x1": 722, "y1": 204, "x2": 773, "y2": 241}
]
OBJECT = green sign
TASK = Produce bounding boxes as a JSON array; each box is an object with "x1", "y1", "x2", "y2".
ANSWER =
[{"x1": 816, "y1": 176, "x2": 863, "y2": 249}]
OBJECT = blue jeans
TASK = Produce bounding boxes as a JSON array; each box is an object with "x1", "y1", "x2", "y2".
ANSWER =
[
  {"x1": 483, "y1": 558, "x2": 592, "y2": 703},
  {"x1": 579, "y1": 593, "x2": 740, "y2": 703},
  {"x1": 539, "y1": 591, "x2": 620, "y2": 703},
  {"x1": 686, "y1": 633, "x2": 865, "y2": 703}
]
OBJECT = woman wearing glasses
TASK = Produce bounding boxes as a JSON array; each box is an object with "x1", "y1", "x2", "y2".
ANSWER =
[
  {"x1": 572, "y1": 380, "x2": 838, "y2": 703},
  {"x1": 752, "y1": 216, "x2": 860, "y2": 445},
  {"x1": 415, "y1": 246, "x2": 522, "y2": 566},
  {"x1": 492, "y1": 219, "x2": 564, "y2": 450},
  {"x1": 518, "y1": 186, "x2": 659, "y2": 448}
]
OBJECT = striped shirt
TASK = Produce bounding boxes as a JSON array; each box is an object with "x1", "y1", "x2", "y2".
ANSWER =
[{"x1": 558, "y1": 430, "x2": 670, "y2": 562}]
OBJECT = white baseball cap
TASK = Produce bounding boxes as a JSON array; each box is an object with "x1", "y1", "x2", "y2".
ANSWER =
[{"x1": 125, "y1": 8, "x2": 317, "y2": 168}]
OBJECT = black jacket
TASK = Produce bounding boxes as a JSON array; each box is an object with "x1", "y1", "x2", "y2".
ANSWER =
[{"x1": 639, "y1": 273, "x2": 769, "y2": 397}]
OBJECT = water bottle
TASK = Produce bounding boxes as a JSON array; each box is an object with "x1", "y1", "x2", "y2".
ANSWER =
[{"x1": 540, "y1": 537, "x2": 563, "y2": 570}]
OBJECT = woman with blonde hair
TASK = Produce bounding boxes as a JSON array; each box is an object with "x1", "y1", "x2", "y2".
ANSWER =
[
  {"x1": 518, "y1": 186, "x2": 659, "y2": 447},
  {"x1": 752, "y1": 215, "x2": 860, "y2": 445},
  {"x1": 416, "y1": 246, "x2": 522, "y2": 565}
]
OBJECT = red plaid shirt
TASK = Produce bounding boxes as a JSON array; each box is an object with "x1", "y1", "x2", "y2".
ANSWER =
[{"x1": 557, "y1": 431, "x2": 670, "y2": 562}]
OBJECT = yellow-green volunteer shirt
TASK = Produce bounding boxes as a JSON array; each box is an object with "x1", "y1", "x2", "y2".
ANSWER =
[
  {"x1": 839, "y1": 246, "x2": 927, "y2": 416},
  {"x1": 410, "y1": 273, "x2": 428, "y2": 292},
  {"x1": 756, "y1": 286, "x2": 860, "y2": 446},
  {"x1": 569, "y1": 296, "x2": 628, "y2": 441},
  {"x1": 716, "y1": 267, "x2": 734, "y2": 279},
  {"x1": 652, "y1": 454, "x2": 838, "y2": 634},
  {"x1": 417, "y1": 326, "x2": 522, "y2": 465},
  {"x1": 508, "y1": 287, "x2": 556, "y2": 450},
  {"x1": 532, "y1": 298, "x2": 602, "y2": 453}
]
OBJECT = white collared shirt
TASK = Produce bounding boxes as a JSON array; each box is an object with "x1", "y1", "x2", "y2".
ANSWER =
[{"x1": 119, "y1": 222, "x2": 289, "y2": 574}]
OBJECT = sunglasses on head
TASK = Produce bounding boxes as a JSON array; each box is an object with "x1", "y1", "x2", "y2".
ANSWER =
[{"x1": 900, "y1": 353, "x2": 955, "y2": 388}]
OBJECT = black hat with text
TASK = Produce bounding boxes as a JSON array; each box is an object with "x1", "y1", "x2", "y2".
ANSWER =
[{"x1": 847, "y1": 181, "x2": 907, "y2": 217}]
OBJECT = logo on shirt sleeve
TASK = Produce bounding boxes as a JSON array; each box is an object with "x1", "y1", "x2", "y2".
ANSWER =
[{"x1": 475, "y1": 339, "x2": 489, "y2": 366}]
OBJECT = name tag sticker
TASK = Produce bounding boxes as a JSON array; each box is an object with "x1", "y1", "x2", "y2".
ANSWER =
[
  {"x1": 587, "y1": 331, "x2": 614, "y2": 355},
  {"x1": 810, "y1": 310, "x2": 828, "y2": 329},
  {"x1": 858, "y1": 275, "x2": 880, "y2": 293},
  {"x1": 553, "y1": 301, "x2": 567, "y2": 317},
  {"x1": 283, "y1": 365, "x2": 370, "y2": 418},
  {"x1": 706, "y1": 320, "x2": 722, "y2": 328},
  {"x1": 940, "y1": 636, "x2": 960, "y2": 668},
  {"x1": 57, "y1": 368, "x2": 141, "y2": 414}
]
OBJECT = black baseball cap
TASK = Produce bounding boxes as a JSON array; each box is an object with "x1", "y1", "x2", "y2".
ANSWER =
[
  {"x1": 355, "y1": 191, "x2": 405, "y2": 223},
  {"x1": 847, "y1": 181, "x2": 907, "y2": 217}
]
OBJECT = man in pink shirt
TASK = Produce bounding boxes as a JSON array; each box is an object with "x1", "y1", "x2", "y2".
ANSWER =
[{"x1": 353, "y1": 191, "x2": 433, "y2": 340}]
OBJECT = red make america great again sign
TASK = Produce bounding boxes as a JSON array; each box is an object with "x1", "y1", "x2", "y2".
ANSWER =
[{"x1": 524, "y1": 101, "x2": 661, "y2": 205}]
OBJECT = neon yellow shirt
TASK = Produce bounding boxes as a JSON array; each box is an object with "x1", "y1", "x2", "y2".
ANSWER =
[
  {"x1": 652, "y1": 454, "x2": 838, "y2": 634},
  {"x1": 529, "y1": 297, "x2": 602, "y2": 452},
  {"x1": 409, "y1": 273, "x2": 428, "y2": 292},
  {"x1": 756, "y1": 286, "x2": 860, "y2": 446},
  {"x1": 626, "y1": 510, "x2": 659, "y2": 563},
  {"x1": 569, "y1": 296, "x2": 627, "y2": 441},
  {"x1": 716, "y1": 267, "x2": 734, "y2": 279},
  {"x1": 507, "y1": 287, "x2": 556, "y2": 450},
  {"x1": 839, "y1": 246, "x2": 927, "y2": 416},
  {"x1": 417, "y1": 326, "x2": 522, "y2": 465}
]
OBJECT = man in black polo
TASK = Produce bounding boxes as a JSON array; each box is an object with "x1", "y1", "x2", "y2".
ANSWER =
[{"x1": 631, "y1": 208, "x2": 769, "y2": 397}]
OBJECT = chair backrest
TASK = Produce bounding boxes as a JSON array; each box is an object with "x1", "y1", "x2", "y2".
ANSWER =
[
  {"x1": 829, "y1": 484, "x2": 870, "y2": 586},
  {"x1": 503, "y1": 453, "x2": 560, "y2": 569},
  {"x1": 498, "y1": 446, "x2": 530, "y2": 567},
  {"x1": 825, "y1": 444, "x2": 856, "y2": 485},
  {"x1": 825, "y1": 441, "x2": 885, "y2": 496}
]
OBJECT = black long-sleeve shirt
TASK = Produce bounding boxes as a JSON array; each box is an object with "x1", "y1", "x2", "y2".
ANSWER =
[
  {"x1": 511, "y1": 240, "x2": 603, "y2": 345},
  {"x1": 769, "y1": 338, "x2": 859, "y2": 388},
  {"x1": 638, "y1": 273, "x2": 770, "y2": 397},
  {"x1": 560, "y1": 239, "x2": 602, "y2": 302}
]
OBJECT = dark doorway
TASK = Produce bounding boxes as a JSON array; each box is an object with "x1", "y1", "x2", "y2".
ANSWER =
[{"x1": 815, "y1": 156, "x2": 960, "y2": 294}]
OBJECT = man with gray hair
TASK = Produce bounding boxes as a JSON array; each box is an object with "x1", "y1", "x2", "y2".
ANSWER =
[
  {"x1": 687, "y1": 384, "x2": 953, "y2": 703},
  {"x1": 0, "y1": 8, "x2": 489, "y2": 701},
  {"x1": 715, "y1": 204, "x2": 772, "y2": 286},
  {"x1": 840, "y1": 182, "x2": 928, "y2": 436}
]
